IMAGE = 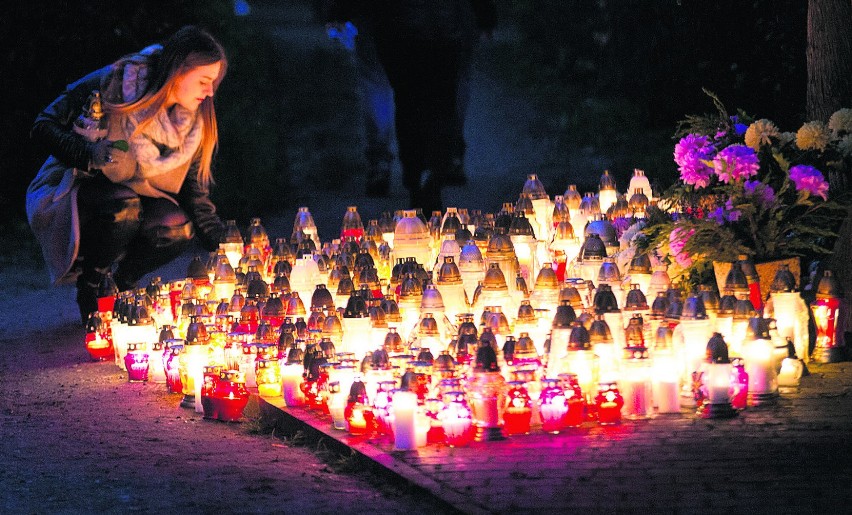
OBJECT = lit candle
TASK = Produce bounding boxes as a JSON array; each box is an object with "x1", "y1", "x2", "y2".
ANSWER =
[
  {"x1": 439, "y1": 391, "x2": 473, "y2": 447},
  {"x1": 415, "y1": 411, "x2": 430, "y2": 448},
  {"x1": 538, "y1": 378, "x2": 568, "y2": 433},
  {"x1": 620, "y1": 345, "x2": 653, "y2": 420},
  {"x1": 148, "y1": 342, "x2": 167, "y2": 383},
  {"x1": 256, "y1": 358, "x2": 283, "y2": 398},
  {"x1": 393, "y1": 391, "x2": 417, "y2": 450},
  {"x1": 620, "y1": 375, "x2": 651, "y2": 420},
  {"x1": 595, "y1": 381, "x2": 623, "y2": 425},
  {"x1": 742, "y1": 318, "x2": 778, "y2": 405},
  {"x1": 654, "y1": 379, "x2": 680, "y2": 414},
  {"x1": 539, "y1": 400, "x2": 568, "y2": 433},
  {"x1": 193, "y1": 362, "x2": 204, "y2": 414},
  {"x1": 706, "y1": 363, "x2": 731, "y2": 404},
  {"x1": 503, "y1": 381, "x2": 532, "y2": 435},
  {"x1": 652, "y1": 352, "x2": 681, "y2": 414},
  {"x1": 280, "y1": 363, "x2": 305, "y2": 407}
]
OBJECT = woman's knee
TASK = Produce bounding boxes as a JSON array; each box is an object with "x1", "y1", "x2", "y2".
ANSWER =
[
  {"x1": 78, "y1": 176, "x2": 142, "y2": 226},
  {"x1": 139, "y1": 198, "x2": 195, "y2": 249}
]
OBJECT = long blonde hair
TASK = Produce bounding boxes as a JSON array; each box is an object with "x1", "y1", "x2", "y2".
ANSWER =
[{"x1": 104, "y1": 26, "x2": 227, "y2": 187}]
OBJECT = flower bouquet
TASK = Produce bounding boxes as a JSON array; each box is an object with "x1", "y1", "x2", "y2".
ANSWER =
[{"x1": 641, "y1": 91, "x2": 851, "y2": 289}]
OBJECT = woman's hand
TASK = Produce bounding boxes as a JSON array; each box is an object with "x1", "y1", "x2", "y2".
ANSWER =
[{"x1": 89, "y1": 139, "x2": 130, "y2": 170}]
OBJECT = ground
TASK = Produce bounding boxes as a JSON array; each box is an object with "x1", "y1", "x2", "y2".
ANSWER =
[{"x1": 0, "y1": 320, "x2": 464, "y2": 514}]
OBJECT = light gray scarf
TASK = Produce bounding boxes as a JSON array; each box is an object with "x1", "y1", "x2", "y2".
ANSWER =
[{"x1": 125, "y1": 104, "x2": 203, "y2": 179}]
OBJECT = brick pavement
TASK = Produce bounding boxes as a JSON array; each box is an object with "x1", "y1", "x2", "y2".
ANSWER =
[{"x1": 260, "y1": 362, "x2": 852, "y2": 514}]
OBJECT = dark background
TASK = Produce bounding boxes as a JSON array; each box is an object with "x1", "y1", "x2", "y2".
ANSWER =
[{"x1": 0, "y1": 0, "x2": 808, "y2": 224}]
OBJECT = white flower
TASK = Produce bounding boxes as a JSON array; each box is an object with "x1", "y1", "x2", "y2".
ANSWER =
[
  {"x1": 828, "y1": 108, "x2": 852, "y2": 134},
  {"x1": 838, "y1": 134, "x2": 852, "y2": 158}
]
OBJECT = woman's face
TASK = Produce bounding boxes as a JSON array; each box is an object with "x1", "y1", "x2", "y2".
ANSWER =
[{"x1": 170, "y1": 61, "x2": 223, "y2": 111}]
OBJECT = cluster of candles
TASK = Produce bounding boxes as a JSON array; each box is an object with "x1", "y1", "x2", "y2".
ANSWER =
[{"x1": 83, "y1": 172, "x2": 845, "y2": 445}]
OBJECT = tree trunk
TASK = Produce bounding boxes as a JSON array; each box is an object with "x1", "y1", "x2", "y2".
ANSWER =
[{"x1": 805, "y1": 0, "x2": 852, "y2": 121}]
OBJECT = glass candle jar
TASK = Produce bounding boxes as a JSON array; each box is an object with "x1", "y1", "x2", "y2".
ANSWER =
[
  {"x1": 148, "y1": 341, "x2": 167, "y2": 384},
  {"x1": 256, "y1": 357, "x2": 283, "y2": 397},
  {"x1": 595, "y1": 380, "x2": 624, "y2": 425},
  {"x1": 729, "y1": 357, "x2": 749, "y2": 410},
  {"x1": 125, "y1": 342, "x2": 149, "y2": 382},
  {"x1": 438, "y1": 391, "x2": 474, "y2": 447},
  {"x1": 557, "y1": 372, "x2": 585, "y2": 427},
  {"x1": 165, "y1": 343, "x2": 184, "y2": 394},
  {"x1": 212, "y1": 370, "x2": 250, "y2": 422},
  {"x1": 538, "y1": 378, "x2": 568, "y2": 433},
  {"x1": 503, "y1": 380, "x2": 532, "y2": 435},
  {"x1": 201, "y1": 365, "x2": 223, "y2": 419}
]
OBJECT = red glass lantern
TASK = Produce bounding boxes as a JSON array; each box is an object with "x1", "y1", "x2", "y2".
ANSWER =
[
  {"x1": 594, "y1": 380, "x2": 624, "y2": 425},
  {"x1": 344, "y1": 379, "x2": 375, "y2": 436},
  {"x1": 423, "y1": 396, "x2": 446, "y2": 444},
  {"x1": 212, "y1": 370, "x2": 251, "y2": 422},
  {"x1": 503, "y1": 381, "x2": 532, "y2": 435},
  {"x1": 341, "y1": 206, "x2": 365, "y2": 241},
  {"x1": 124, "y1": 342, "x2": 149, "y2": 382},
  {"x1": 810, "y1": 271, "x2": 845, "y2": 363},
  {"x1": 438, "y1": 391, "x2": 474, "y2": 447},
  {"x1": 168, "y1": 279, "x2": 185, "y2": 322},
  {"x1": 84, "y1": 311, "x2": 113, "y2": 361},
  {"x1": 557, "y1": 373, "x2": 585, "y2": 427},
  {"x1": 96, "y1": 271, "x2": 118, "y2": 313}
]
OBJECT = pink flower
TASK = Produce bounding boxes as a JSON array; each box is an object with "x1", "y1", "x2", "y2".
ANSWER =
[
  {"x1": 669, "y1": 227, "x2": 695, "y2": 268},
  {"x1": 713, "y1": 145, "x2": 760, "y2": 183},
  {"x1": 674, "y1": 134, "x2": 715, "y2": 188},
  {"x1": 789, "y1": 165, "x2": 829, "y2": 200}
]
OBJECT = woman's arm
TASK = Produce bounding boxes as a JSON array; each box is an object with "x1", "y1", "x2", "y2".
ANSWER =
[
  {"x1": 177, "y1": 160, "x2": 225, "y2": 251},
  {"x1": 30, "y1": 66, "x2": 111, "y2": 171}
]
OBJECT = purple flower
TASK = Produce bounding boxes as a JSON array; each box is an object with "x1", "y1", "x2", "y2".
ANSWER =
[
  {"x1": 789, "y1": 165, "x2": 829, "y2": 200},
  {"x1": 708, "y1": 201, "x2": 742, "y2": 225},
  {"x1": 713, "y1": 144, "x2": 759, "y2": 183},
  {"x1": 708, "y1": 207, "x2": 726, "y2": 225},
  {"x1": 724, "y1": 199, "x2": 741, "y2": 222},
  {"x1": 744, "y1": 180, "x2": 775, "y2": 207},
  {"x1": 674, "y1": 134, "x2": 715, "y2": 188},
  {"x1": 730, "y1": 116, "x2": 748, "y2": 136}
]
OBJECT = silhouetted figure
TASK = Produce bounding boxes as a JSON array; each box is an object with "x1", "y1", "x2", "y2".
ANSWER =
[{"x1": 327, "y1": 0, "x2": 496, "y2": 213}]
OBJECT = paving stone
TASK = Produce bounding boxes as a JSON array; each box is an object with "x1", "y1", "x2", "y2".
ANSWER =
[{"x1": 259, "y1": 360, "x2": 852, "y2": 513}]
